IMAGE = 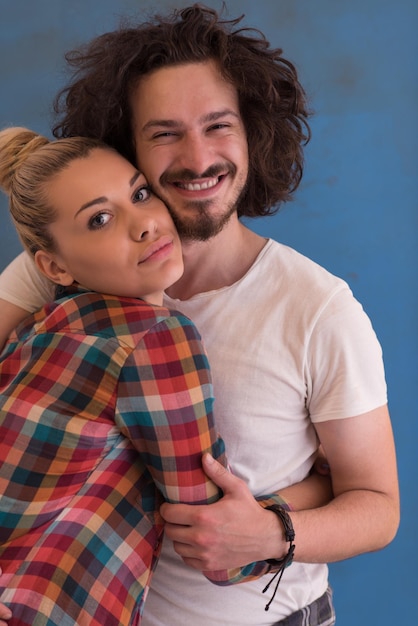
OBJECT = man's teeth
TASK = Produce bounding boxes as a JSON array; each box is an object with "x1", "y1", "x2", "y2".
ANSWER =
[{"x1": 178, "y1": 177, "x2": 219, "y2": 191}]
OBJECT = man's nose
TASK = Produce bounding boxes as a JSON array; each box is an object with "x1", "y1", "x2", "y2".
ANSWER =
[{"x1": 177, "y1": 132, "x2": 215, "y2": 175}]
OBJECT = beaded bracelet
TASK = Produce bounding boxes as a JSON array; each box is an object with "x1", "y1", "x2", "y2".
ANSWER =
[{"x1": 262, "y1": 504, "x2": 296, "y2": 611}]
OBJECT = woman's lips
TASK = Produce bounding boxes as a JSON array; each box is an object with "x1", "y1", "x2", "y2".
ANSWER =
[{"x1": 138, "y1": 236, "x2": 174, "y2": 263}]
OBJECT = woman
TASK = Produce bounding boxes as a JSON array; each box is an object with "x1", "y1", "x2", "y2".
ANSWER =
[{"x1": 0, "y1": 128, "x2": 325, "y2": 625}]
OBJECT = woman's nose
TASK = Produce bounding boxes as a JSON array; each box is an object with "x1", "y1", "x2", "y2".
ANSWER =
[{"x1": 129, "y1": 212, "x2": 157, "y2": 241}]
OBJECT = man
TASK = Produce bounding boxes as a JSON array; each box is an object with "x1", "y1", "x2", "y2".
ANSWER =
[{"x1": 0, "y1": 5, "x2": 399, "y2": 625}]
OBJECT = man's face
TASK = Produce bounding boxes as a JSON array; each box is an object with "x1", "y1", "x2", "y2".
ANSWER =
[{"x1": 130, "y1": 60, "x2": 249, "y2": 241}]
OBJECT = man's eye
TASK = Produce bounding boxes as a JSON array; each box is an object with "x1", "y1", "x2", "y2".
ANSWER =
[
  {"x1": 88, "y1": 212, "x2": 111, "y2": 230},
  {"x1": 152, "y1": 131, "x2": 179, "y2": 141},
  {"x1": 133, "y1": 186, "x2": 152, "y2": 202},
  {"x1": 208, "y1": 123, "x2": 229, "y2": 131}
]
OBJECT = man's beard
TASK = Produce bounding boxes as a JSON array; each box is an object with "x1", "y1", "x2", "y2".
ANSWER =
[{"x1": 167, "y1": 199, "x2": 237, "y2": 242}]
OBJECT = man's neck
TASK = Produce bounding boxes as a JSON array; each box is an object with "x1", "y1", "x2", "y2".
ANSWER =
[{"x1": 166, "y1": 219, "x2": 267, "y2": 301}]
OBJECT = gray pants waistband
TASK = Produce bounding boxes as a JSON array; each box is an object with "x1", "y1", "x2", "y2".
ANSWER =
[{"x1": 271, "y1": 587, "x2": 335, "y2": 626}]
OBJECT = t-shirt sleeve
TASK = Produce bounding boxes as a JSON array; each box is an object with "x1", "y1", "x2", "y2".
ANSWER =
[
  {"x1": 0, "y1": 252, "x2": 55, "y2": 312},
  {"x1": 306, "y1": 286, "x2": 388, "y2": 422}
]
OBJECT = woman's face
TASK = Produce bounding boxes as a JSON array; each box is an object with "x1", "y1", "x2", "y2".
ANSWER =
[{"x1": 39, "y1": 148, "x2": 183, "y2": 304}]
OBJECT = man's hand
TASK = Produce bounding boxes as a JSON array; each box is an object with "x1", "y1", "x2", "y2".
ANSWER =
[
  {"x1": 160, "y1": 454, "x2": 286, "y2": 570},
  {"x1": 160, "y1": 454, "x2": 284, "y2": 571},
  {"x1": 0, "y1": 569, "x2": 12, "y2": 624}
]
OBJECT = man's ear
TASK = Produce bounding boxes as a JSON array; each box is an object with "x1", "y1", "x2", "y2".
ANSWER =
[{"x1": 34, "y1": 250, "x2": 75, "y2": 286}]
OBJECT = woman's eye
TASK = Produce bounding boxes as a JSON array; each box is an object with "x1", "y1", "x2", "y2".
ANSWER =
[
  {"x1": 133, "y1": 186, "x2": 152, "y2": 203},
  {"x1": 88, "y1": 212, "x2": 111, "y2": 230}
]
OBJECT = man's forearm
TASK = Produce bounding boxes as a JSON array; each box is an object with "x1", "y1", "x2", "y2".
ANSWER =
[
  {"x1": 287, "y1": 488, "x2": 399, "y2": 564},
  {"x1": 257, "y1": 472, "x2": 333, "y2": 513}
]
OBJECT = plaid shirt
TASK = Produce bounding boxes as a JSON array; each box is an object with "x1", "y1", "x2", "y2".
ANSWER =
[{"x1": 0, "y1": 286, "x2": 279, "y2": 626}]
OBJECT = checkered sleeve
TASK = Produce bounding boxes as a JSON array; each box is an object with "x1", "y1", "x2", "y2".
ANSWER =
[{"x1": 116, "y1": 313, "x2": 225, "y2": 504}]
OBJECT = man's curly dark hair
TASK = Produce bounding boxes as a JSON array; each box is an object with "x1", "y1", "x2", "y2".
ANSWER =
[{"x1": 53, "y1": 4, "x2": 311, "y2": 217}]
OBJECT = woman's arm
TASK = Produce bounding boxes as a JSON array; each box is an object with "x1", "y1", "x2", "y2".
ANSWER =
[{"x1": 116, "y1": 314, "x2": 226, "y2": 504}]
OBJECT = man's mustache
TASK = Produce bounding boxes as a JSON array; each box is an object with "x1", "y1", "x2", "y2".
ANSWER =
[{"x1": 160, "y1": 163, "x2": 236, "y2": 185}]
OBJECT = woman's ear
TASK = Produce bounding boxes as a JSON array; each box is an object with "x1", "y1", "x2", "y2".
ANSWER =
[{"x1": 34, "y1": 250, "x2": 75, "y2": 286}]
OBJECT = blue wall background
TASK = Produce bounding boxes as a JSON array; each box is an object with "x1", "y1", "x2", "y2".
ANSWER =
[{"x1": 1, "y1": 1, "x2": 417, "y2": 623}]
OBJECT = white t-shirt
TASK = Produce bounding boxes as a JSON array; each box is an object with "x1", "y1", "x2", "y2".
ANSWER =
[{"x1": 0, "y1": 240, "x2": 387, "y2": 624}]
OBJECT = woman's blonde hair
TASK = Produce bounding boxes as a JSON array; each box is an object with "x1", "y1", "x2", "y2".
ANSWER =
[{"x1": 0, "y1": 127, "x2": 106, "y2": 255}]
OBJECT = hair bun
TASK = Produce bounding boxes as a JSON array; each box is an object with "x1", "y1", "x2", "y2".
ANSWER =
[{"x1": 0, "y1": 127, "x2": 49, "y2": 194}]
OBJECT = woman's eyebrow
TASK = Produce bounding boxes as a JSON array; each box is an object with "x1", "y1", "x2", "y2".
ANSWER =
[{"x1": 75, "y1": 171, "x2": 142, "y2": 217}]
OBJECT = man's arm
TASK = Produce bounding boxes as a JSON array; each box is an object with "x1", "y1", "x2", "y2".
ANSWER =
[
  {"x1": 290, "y1": 405, "x2": 399, "y2": 561},
  {"x1": 160, "y1": 404, "x2": 399, "y2": 570},
  {"x1": 0, "y1": 252, "x2": 55, "y2": 349},
  {"x1": 0, "y1": 299, "x2": 31, "y2": 349}
]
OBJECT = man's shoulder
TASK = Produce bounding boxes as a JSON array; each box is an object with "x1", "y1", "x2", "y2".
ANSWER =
[{"x1": 262, "y1": 239, "x2": 348, "y2": 293}]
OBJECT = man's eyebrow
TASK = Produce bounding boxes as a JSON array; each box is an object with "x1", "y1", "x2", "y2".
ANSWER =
[
  {"x1": 142, "y1": 109, "x2": 240, "y2": 132},
  {"x1": 142, "y1": 119, "x2": 178, "y2": 132},
  {"x1": 200, "y1": 109, "x2": 240, "y2": 123},
  {"x1": 75, "y1": 172, "x2": 141, "y2": 217}
]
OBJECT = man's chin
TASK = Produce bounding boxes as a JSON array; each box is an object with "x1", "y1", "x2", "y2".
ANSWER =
[
  {"x1": 173, "y1": 212, "x2": 234, "y2": 242},
  {"x1": 175, "y1": 222, "x2": 220, "y2": 242},
  {"x1": 167, "y1": 200, "x2": 237, "y2": 242}
]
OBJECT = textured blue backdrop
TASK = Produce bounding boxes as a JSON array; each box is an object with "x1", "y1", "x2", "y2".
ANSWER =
[{"x1": 1, "y1": 1, "x2": 417, "y2": 623}]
